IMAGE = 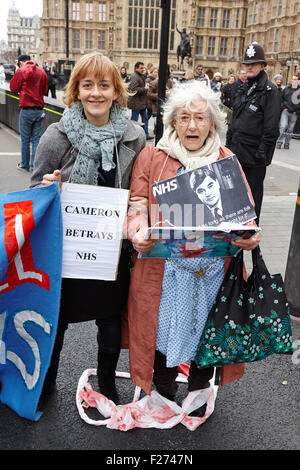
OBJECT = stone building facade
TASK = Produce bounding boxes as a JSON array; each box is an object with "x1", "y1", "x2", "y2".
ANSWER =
[
  {"x1": 189, "y1": 0, "x2": 248, "y2": 78},
  {"x1": 41, "y1": 0, "x2": 179, "y2": 72},
  {"x1": 7, "y1": 4, "x2": 42, "y2": 63},
  {"x1": 245, "y1": 0, "x2": 300, "y2": 83},
  {"x1": 40, "y1": 0, "x2": 300, "y2": 80}
]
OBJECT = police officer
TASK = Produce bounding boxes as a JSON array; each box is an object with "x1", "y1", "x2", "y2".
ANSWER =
[{"x1": 226, "y1": 43, "x2": 281, "y2": 223}]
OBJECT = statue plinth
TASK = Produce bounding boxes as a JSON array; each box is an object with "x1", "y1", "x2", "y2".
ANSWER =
[{"x1": 172, "y1": 70, "x2": 185, "y2": 80}]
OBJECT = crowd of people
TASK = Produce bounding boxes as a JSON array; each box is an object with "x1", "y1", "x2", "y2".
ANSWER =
[
  {"x1": 6, "y1": 43, "x2": 298, "y2": 419},
  {"x1": 9, "y1": 50, "x2": 300, "y2": 175}
]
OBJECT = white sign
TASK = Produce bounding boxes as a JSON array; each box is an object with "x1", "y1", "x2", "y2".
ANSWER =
[{"x1": 60, "y1": 183, "x2": 129, "y2": 281}]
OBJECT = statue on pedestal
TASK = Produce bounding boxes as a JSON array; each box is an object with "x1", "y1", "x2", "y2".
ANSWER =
[{"x1": 176, "y1": 25, "x2": 192, "y2": 70}]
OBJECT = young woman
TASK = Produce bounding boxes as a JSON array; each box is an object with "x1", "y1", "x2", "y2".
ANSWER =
[{"x1": 30, "y1": 52, "x2": 146, "y2": 405}]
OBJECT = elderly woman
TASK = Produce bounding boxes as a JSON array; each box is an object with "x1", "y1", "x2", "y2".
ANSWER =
[
  {"x1": 124, "y1": 81, "x2": 259, "y2": 416},
  {"x1": 30, "y1": 52, "x2": 145, "y2": 405}
]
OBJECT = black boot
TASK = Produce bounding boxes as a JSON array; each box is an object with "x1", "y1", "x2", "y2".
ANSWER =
[
  {"x1": 97, "y1": 350, "x2": 120, "y2": 404},
  {"x1": 38, "y1": 320, "x2": 67, "y2": 407},
  {"x1": 153, "y1": 350, "x2": 178, "y2": 402}
]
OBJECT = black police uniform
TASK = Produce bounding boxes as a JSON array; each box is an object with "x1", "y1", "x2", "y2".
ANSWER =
[{"x1": 226, "y1": 44, "x2": 281, "y2": 222}]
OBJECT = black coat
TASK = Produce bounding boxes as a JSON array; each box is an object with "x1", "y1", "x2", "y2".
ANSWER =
[
  {"x1": 226, "y1": 71, "x2": 281, "y2": 168},
  {"x1": 127, "y1": 71, "x2": 147, "y2": 110},
  {"x1": 230, "y1": 78, "x2": 244, "y2": 107},
  {"x1": 43, "y1": 64, "x2": 58, "y2": 87},
  {"x1": 281, "y1": 85, "x2": 300, "y2": 114},
  {"x1": 221, "y1": 82, "x2": 235, "y2": 109}
]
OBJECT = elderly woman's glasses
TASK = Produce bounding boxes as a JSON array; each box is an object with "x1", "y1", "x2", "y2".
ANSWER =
[{"x1": 176, "y1": 112, "x2": 210, "y2": 127}]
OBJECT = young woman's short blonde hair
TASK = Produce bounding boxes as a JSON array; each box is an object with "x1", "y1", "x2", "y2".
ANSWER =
[{"x1": 63, "y1": 52, "x2": 127, "y2": 108}]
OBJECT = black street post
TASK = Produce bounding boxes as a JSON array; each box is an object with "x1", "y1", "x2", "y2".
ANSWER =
[
  {"x1": 155, "y1": 0, "x2": 171, "y2": 145},
  {"x1": 65, "y1": 0, "x2": 69, "y2": 59},
  {"x1": 64, "y1": 0, "x2": 71, "y2": 85}
]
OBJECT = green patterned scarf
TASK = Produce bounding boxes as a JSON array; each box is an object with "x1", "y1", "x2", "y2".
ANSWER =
[{"x1": 62, "y1": 101, "x2": 129, "y2": 185}]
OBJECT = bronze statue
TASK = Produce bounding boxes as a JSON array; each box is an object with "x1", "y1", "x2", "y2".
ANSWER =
[{"x1": 176, "y1": 25, "x2": 192, "y2": 70}]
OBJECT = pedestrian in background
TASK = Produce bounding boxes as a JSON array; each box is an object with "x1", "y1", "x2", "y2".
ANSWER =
[
  {"x1": 211, "y1": 72, "x2": 223, "y2": 92},
  {"x1": 230, "y1": 69, "x2": 247, "y2": 104},
  {"x1": 221, "y1": 75, "x2": 235, "y2": 110},
  {"x1": 146, "y1": 66, "x2": 173, "y2": 134},
  {"x1": 226, "y1": 43, "x2": 281, "y2": 223},
  {"x1": 10, "y1": 54, "x2": 48, "y2": 172},
  {"x1": 127, "y1": 61, "x2": 152, "y2": 140},
  {"x1": 30, "y1": 52, "x2": 146, "y2": 406},
  {"x1": 120, "y1": 66, "x2": 130, "y2": 84},
  {"x1": 0, "y1": 62, "x2": 5, "y2": 87},
  {"x1": 146, "y1": 66, "x2": 158, "y2": 120},
  {"x1": 194, "y1": 64, "x2": 210, "y2": 86},
  {"x1": 43, "y1": 58, "x2": 58, "y2": 99},
  {"x1": 276, "y1": 74, "x2": 300, "y2": 149},
  {"x1": 273, "y1": 74, "x2": 285, "y2": 94},
  {"x1": 125, "y1": 81, "x2": 259, "y2": 417}
]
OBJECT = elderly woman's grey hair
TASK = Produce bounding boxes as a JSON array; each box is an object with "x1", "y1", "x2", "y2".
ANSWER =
[{"x1": 162, "y1": 80, "x2": 226, "y2": 134}]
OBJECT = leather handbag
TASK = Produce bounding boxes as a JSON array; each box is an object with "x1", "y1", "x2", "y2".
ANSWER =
[{"x1": 195, "y1": 247, "x2": 293, "y2": 368}]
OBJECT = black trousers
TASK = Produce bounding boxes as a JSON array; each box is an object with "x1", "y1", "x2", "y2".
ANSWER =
[
  {"x1": 42, "y1": 249, "x2": 131, "y2": 392},
  {"x1": 242, "y1": 165, "x2": 267, "y2": 224},
  {"x1": 152, "y1": 350, "x2": 214, "y2": 400},
  {"x1": 47, "y1": 85, "x2": 56, "y2": 99},
  {"x1": 42, "y1": 314, "x2": 121, "y2": 391}
]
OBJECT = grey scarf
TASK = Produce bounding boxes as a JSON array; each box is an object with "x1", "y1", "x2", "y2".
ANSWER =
[{"x1": 62, "y1": 101, "x2": 129, "y2": 185}]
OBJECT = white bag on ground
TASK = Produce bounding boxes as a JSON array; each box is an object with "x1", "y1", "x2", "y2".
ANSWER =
[{"x1": 76, "y1": 368, "x2": 218, "y2": 431}]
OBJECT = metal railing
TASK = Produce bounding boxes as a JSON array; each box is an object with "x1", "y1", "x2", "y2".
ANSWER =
[{"x1": 0, "y1": 86, "x2": 64, "y2": 135}]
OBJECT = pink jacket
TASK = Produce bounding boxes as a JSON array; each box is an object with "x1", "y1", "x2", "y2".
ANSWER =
[{"x1": 122, "y1": 144, "x2": 252, "y2": 395}]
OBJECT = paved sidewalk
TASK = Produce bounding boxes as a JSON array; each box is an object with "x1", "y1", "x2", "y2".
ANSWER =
[
  {"x1": 256, "y1": 137, "x2": 299, "y2": 280},
  {"x1": 257, "y1": 195, "x2": 296, "y2": 277}
]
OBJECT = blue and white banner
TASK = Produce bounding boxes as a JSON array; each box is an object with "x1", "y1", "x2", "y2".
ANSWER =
[{"x1": 0, "y1": 183, "x2": 62, "y2": 421}]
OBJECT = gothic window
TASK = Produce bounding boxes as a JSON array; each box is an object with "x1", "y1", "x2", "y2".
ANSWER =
[
  {"x1": 99, "y1": 2, "x2": 106, "y2": 21},
  {"x1": 72, "y1": 29, "x2": 80, "y2": 48},
  {"x1": 232, "y1": 37, "x2": 238, "y2": 56},
  {"x1": 222, "y1": 9, "x2": 230, "y2": 28},
  {"x1": 85, "y1": 30, "x2": 93, "y2": 48},
  {"x1": 86, "y1": 2, "x2": 93, "y2": 21},
  {"x1": 195, "y1": 36, "x2": 203, "y2": 55},
  {"x1": 169, "y1": 0, "x2": 176, "y2": 51},
  {"x1": 208, "y1": 37, "x2": 215, "y2": 55},
  {"x1": 253, "y1": 2, "x2": 258, "y2": 24},
  {"x1": 54, "y1": 0, "x2": 59, "y2": 18},
  {"x1": 219, "y1": 37, "x2": 228, "y2": 56},
  {"x1": 55, "y1": 28, "x2": 59, "y2": 47},
  {"x1": 244, "y1": 9, "x2": 248, "y2": 27},
  {"x1": 72, "y1": 2, "x2": 80, "y2": 21},
  {"x1": 128, "y1": 0, "x2": 170, "y2": 50},
  {"x1": 210, "y1": 9, "x2": 218, "y2": 28},
  {"x1": 274, "y1": 29, "x2": 279, "y2": 51},
  {"x1": 197, "y1": 7, "x2": 206, "y2": 27},
  {"x1": 235, "y1": 9, "x2": 240, "y2": 28},
  {"x1": 98, "y1": 30, "x2": 106, "y2": 49}
]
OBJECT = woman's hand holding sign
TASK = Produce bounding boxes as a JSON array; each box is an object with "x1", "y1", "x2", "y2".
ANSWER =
[
  {"x1": 42, "y1": 169, "x2": 62, "y2": 189},
  {"x1": 132, "y1": 226, "x2": 156, "y2": 254}
]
